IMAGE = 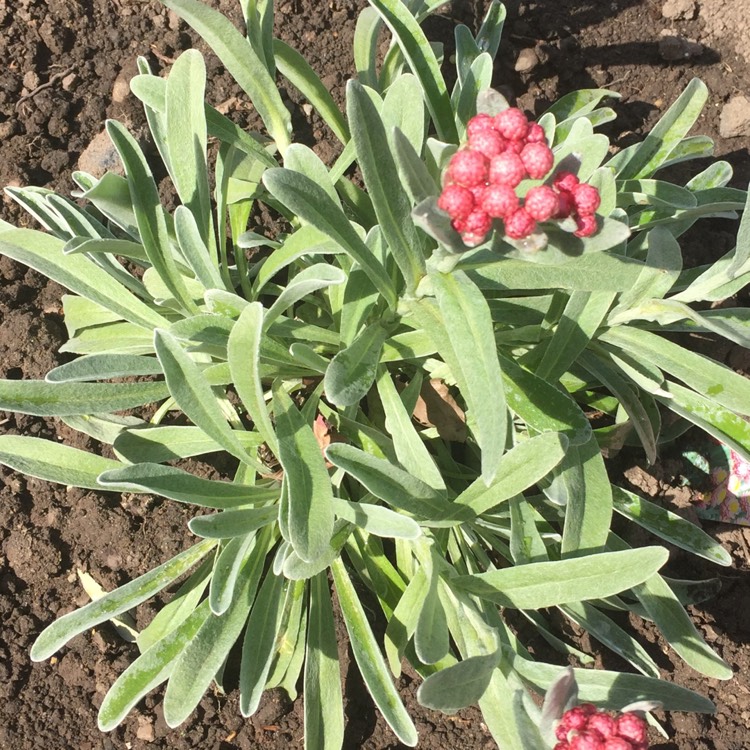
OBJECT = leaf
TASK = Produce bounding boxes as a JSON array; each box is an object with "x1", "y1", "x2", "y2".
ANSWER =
[
  {"x1": 45, "y1": 353, "x2": 163, "y2": 383},
  {"x1": 602, "y1": 325, "x2": 750, "y2": 417},
  {"x1": 174, "y1": 206, "x2": 224, "y2": 290},
  {"x1": 331, "y1": 557, "x2": 418, "y2": 746},
  {"x1": 630, "y1": 573, "x2": 732, "y2": 679},
  {"x1": 106, "y1": 121, "x2": 198, "y2": 315},
  {"x1": 0, "y1": 228, "x2": 169, "y2": 330},
  {"x1": 273, "y1": 39, "x2": 349, "y2": 145},
  {"x1": 579, "y1": 349, "x2": 658, "y2": 465},
  {"x1": 188, "y1": 506, "x2": 279, "y2": 538},
  {"x1": 0, "y1": 436, "x2": 123, "y2": 490},
  {"x1": 304, "y1": 572, "x2": 345, "y2": 750},
  {"x1": 239, "y1": 571, "x2": 288, "y2": 715},
  {"x1": 657, "y1": 380, "x2": 750, "y2": 464},
  {"x1": 154, "y1": 328, "x2": 255, "y2": 464},
  {"x1": 376, "y1": 368, "x2": 446, "y2": 489},
  {"x1": 165, "y1": 49, "x2": 213, "y2": 246},
  {"x1": 31, "y1": 539, "x2": 216, "y2": 661},
  {"x1": 613, "y1": 78, "x2": 708, "y2": 180},
  {"x1": 418, "y1": 271, "x2": 506, "y2": 485},
  {"x1": 273, "y1": 382, "x2": 335, "y2": 563},
  {"x1": 612, "y1": 486, "x2": 731, "y2": 566},
  {"x1": 498, "y1": 352, "x2": 592, "y2": 446},
  {"x1": 113, "y1": 425, "x2": 263, "y2": 464},
  {"x1": 555, "y1": 436, "x2": 613, "y2": 556},
  {"x1": 455, "y1": 432, "x2": 568, "y2": 515},
  {"x1": 466, "y1": 252, "x2": 649, "y2": 292},
  {"x1": 227, "y1": 302, "x2": 280, "y2": 457},
  {"x1": 98, "y1": 600, "x2": 211, "y2": 731},
  {"x1": 129, "y1": 73, "x2": 277, "y2": 168},
  {"x1": 367, "y1": 0, "x2": 457, "y2": 143},
  {"x1": 535, "y1": 291, "x2": 615, "y2": 382},
  {"x1": 160, "y1": 0, "x2": 291, "y2": 152},
  {"x1": 414, "y1": 562, "x2": 449, "y2": 665},
  {"x1": 0, "y1": 378, "x2": 168, "y2": 417},
  {"x1": 137, "y1": 558, "x2": 211, "y2": 651},
  {"x1": 333, "y1": 498, "x2": 421, "y2": 539},
  {"x1": 417, "y1": 650, "x2": 501, "y2": 713},
  {"x1": 353, "y1": 6, "x2": 381, "y2": 90},
  {"x1": 162, "y1": 531, "x2": 269, "y2": 727},
  {"x1": 347, "y1": 81, "x2": 425, "y2": 293},
  {"x1": 76, "y1": 570, "x2": 139, "y2": 643},
  {"x1": 209, "y1": 533, "x2": 256, "y2": 615},
  {"x1": 262, "y1": 168, "x2": 396, "y2": 308},
  {"x1": 325, "y1": 443, "x2": 472, "y2": 525},
  {"x1": 559, "y1": 602, "x2": 660, "y2": 678},
  {"x1": 324, "y1": 323, "x2": 388, "y2": 408},
  {"x1": 509, "y1": 656, "x2": 715, "y2": 713},
  {"x1": 98, "y1": 462, "x2": 278, "y2": 508},
  {"x1": 452, "y1": 547, "x2": 669, "y2": 609}
]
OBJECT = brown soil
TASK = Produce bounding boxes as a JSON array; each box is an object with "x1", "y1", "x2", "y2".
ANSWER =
[{"x1": 1, "y1": 1, "x2": 749, "y2": 749}]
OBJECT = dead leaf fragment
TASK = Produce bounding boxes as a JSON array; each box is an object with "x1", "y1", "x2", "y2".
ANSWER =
[{"x1": 413, "y1": 379, "x2": 467, "y2": 442}]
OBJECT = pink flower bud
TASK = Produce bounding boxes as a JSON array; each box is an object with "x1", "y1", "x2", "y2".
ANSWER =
[
  {"x1": 553, "y1": 170, "x2": 580, "y2": 193},
  {"x1": 504, "y1": 207, "x2": 536, "y2": 239},
  {"x1": 466, "y1": 113, "x2": 496, "y2": 138},
  {"x1": 489, "y1": 152, "x2": 526, "y2": 188},
  {"x1": 554, "y1": 189, "x2": 575, "y2": 219},
  {"x1": 573, "y1": 183, "x2": 601, "y2": 216},
  {"x1": 602, "y1": 739, "x2": 633, "y2": 750},
  {"x1": 526, "y1": 122, "x2": 547, "y2": 143},
  {"x1": 520, "y1": 142, "x2": 554, "y2": 180},
  {"x1": 458, "y1": 209, "x2": 493, "y2": 246},
  {"x1": 437, "y1": 184, "x2": 475, "y2": 220},
  {"x1": 468, "y1": 128, "x2": 506, "y2": 159},
  {"x1": 524, "y1": 185, "x2": 560, "y2": 222},
  {"x1": 480, "y1": 184, "x2": 519, "y2": 218},
  {"x1": 557, "y1": 705, "x2": 598, "y2": 740},
  {"x1": 615, "y1": 714, "x2": 648, "y2": 746},
  {"x1": 586, "y1": 713, "x2": 618, "y2": 740},
  {"x1": 574, "y1": 213, "x2": 598, "y2": 237},
  {"x1": 570, "y1": 731, "x2": 605, "y2": 750},
  {"x1": 494, "y1": 107, "x2": 530, "y2": 141},
  {"x1": 448, "y1": 149, "x2": 489, "y2": 187}
]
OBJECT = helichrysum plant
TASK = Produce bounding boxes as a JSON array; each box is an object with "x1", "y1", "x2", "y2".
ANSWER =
[{"x1": 1, "y1": 0, "x2": 749, "y2": 747}]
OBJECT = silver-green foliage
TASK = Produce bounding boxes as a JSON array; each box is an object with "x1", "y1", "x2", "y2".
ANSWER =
[{"x1": 0, "y1": 0, "x2": 746, "y2": 747}]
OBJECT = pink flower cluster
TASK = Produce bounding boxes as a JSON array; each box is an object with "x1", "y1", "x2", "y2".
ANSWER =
[
  {"x1": 555, "y1": 704, "x2": 649, "y2": 750},
  {"x1": 437, "y1": 108, "x2": 601, "y2": 247}
]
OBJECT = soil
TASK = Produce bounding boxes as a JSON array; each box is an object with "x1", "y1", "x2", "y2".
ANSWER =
[{"x1": 1, "y1": 1, "x2": 750, "y2": 749}]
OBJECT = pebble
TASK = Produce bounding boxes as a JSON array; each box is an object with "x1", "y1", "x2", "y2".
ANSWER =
[
  {"x1": 136, "y1": 717, "x2": 155, "y2": 742},
  {"x1": 719, "y1": 95, "x2": 750, "y2": 138},
  {"x1": 61, "y1": 72, "x2": 79, "y2": 92},
  {"x1": 661, "y1": 0, "x2": 697, "y2": 20},
  {"x1": 77, "y1": 129, "x2": 122, "y2": 177},
  {"x1": 22, "y1": 70, "x2": 39, "y2": 91},
  {"x1": 515, "y1": 47, "x2": 539, "y2": 73}
]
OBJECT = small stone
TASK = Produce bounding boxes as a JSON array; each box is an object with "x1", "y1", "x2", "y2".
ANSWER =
[
  {"x1": 136, "y1": 717, "x2": 155, "y2": 742},
  {"x1": 658, "y1": 31, "x2": 703, "y2": 60},
  {"x1": 22, "y1": 70, "x2": 39, "y2": 91},
  {"x1": 720, "y1": 95, "x2": 750, "y2": 138},
  {"x1": 61, "y1": 72, "x2": 79, "y2": 92},
  {"x1": 112, "y1": 71, "x2": 130, "y2": 104},
  {"x1": 515, "y1": 47, "x2": 539, "y2": 73},
  {"x1": 661, "y1": 0, "x2": 697, "y2": 20},
  {"x1": 0, "y1": 119, "x2": 19, "y2": 139},
  {"x1": 78, "y1": 129, "x2": 123, "y2": 177}
]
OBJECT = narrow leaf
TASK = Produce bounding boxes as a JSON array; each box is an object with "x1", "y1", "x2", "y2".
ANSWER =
[
  {"x1": 32, "y1": 539, "x2": 216, "y2": 661},
  {"x1": 331, "y1": 557, "x2": 418, "y2": 746}
]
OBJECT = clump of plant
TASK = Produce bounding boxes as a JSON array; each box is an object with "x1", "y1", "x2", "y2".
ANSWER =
[{"x1": 1, "y1": 0, "x2": 748, "y2": 747}]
